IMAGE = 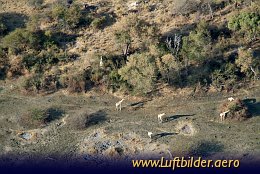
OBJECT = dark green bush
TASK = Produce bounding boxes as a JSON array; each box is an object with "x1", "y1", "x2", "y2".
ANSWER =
[
  {"x1": 211, "y1": 63, "x2": 239, "y2": 89},
  {"x1": 51, "y1": 3, "x2": 82, "y2": 29},
  {"x1": 2, "y1": 28, "x2": 42, "y2": 54},
  {"x1": 180, "y1": 21, "x2": 212, "y2": 64},
  {"x1": 107, "y1": 70, "x2": 124, "y2": 92},
  {"x1": 22, "y1": 45, "x2": 71, "y2": 72},
  {"x1": 228, "y1": 11, "x2": 260, "y2": 40}
]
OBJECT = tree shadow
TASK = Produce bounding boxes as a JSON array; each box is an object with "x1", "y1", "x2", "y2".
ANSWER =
[
  {"x1": 85, "y1": 110, "x2": 107, "y2": 127},
  {"x1": 45, "y1": 108, "x2": 65, "y2": 123},
  {"x1": 162, "y1": 23, "x2": 196, "y2": 38},
  {"x1": 0, "y1": 12, "x2": 28, "y2": 33},
  {"x1": 129, "y1": 101, "x2": 145, "y2": 110},
  {"x1": 165, "y1": 114, "x2": 195, "y2": 122},
  {"x1": 209, "y1": 25, "x2": 232, "y2": 41},
  {"x1": 243, "y1": 98, "x2": 260, "y2": 117},
  {"x1": 252, "y1": 48, "x2": 260, "y2": 58},
  {"x1": 189, "y1": 140, "x2": 225, "y2": 157},
  {"x1": 50, "y1": 32, "x2": 79, "y2": 47},
  {"x1": 99, "y1": 12, "x2": 117, "y2": 29},
  {"x1": 0, "y1": 69, "x2": 7, "y2": 80}
]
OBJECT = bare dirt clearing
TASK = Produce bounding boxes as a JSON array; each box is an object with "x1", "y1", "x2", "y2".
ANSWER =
[{"x1": 0, "y1": 83, "x2": 260, "y2": 165}]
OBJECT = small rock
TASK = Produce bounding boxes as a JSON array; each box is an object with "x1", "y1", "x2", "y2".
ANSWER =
[{"x1": 19, "y1": 132, "x2": 33, "y2": 140}]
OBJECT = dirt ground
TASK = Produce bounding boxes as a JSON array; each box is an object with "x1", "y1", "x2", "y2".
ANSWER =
[{"x1": 0, "y1": 81, "x2": 260, "y2": 166}]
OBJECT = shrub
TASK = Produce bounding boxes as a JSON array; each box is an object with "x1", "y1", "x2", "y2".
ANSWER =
[
  {"x1": 22, "y1": 72, "x2": 60, "y2": 94},
  {"x1": 170, "y1": 0, "x2": 200, "y2": 15},
  {"x1": 156, "y1": 54, "x2": 181, "y2": 85},
  {"x1": 220, "y1": 98, "x2": 251, "y2": 121},
  {"x1": 26, "y1": 15, "x2": 41, "y2": 32},
  {"x1": 2, "y1": 28, "x2": 41, "y2": 55},
  {"x1": 7, "y1": 56, "x2": 24, "y2": 78},
  {"x1": 90, "y1": 16, "x2": 107, "y2": 29},
  {"x1": 181, "y1": 21, "x2": 212, "y2": 64},
  {"x1": 60, "y1": 69, "x2": 93, "y2": 93},
  {"x1": 20, "y1": 107, "x2": 65, "y2": 129},
  {"x1": 22, "y1": 45, "x2": 72, "y2": 72},
  {"x1": 67, "y1": 74, "x2": 86, "y2": 93},
  {"x1": 19, "y1": 108, "x2": 47, "y2": 129},
  {"x1": 107, "y1": 70, "x2": 125, "y2": 92},
  {"x1": 22, "y1": 53, "x2": 41, "y2": 70},
  {"x1": 40, "y1": 74, "x2": 59, "y2": 93},
  {"x1": 235, "y1": 48, "x2": 259, "y2": 79},
  {"x1": 51, "y1": 3, "x2": 82, "y2": 29},
  {"x1": 22, "y1": 73, "x2": 43, "y2": 93},
  {"x1": 114, "y1": 30, "x2": 131, "y2": 57},
  {"x1": 211, "y1": 63, "x2": 239, "y2": 90},
  {"x1": 113, "y1": 14, "x2": 159, "y2": 55},
  {"x1": 102, "y1": 54, "x2": 126, "y2": 69},
  {"x1": 228, "y1": 11, "x2": 260, "y2": 40},
  {"x1": 30, "y1": 108, "x2": 47, "y2": 121},
  {"x1": 119, "y1": 53, "x2": 157, "y2": 95},
  {"x1": 90, "y1": 68, "x2": 107, "y2": 85}
]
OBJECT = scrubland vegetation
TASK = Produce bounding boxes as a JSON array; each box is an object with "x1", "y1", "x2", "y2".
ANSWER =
[{"x1": 0, "y1": 0, "x2": 259, "y2": 96}]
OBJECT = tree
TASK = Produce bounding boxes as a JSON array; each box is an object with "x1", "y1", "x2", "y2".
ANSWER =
[
  {"x1": 156, "y1": 54, "x2": 180, "y2": 85},
  {"x1": 236, "y1": 48, "x2": 259, "y2": 80},
  {"x1": 180, "y1": 21, "x2": 212, "y2": 64},
  {"x1": 114, "y1": 30, "x2": 131, "y2": 58},
  {"x1": 211, "y1": 63, "x2": 239, "y2": 90},
  {"x1": 119, "y1": 53, "x2": 157, "y2": 95},
  {"x1": 228, "y1": 11, "x2": 260, "y2": 40},
  {"x1": 113, "y1": 14, "x2": 159, "y2": 59}
]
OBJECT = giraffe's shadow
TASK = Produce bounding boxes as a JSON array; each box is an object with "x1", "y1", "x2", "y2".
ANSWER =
[
  {"x1": 162, "y1": 114, "x2": 195, "y2": 123},
  {"x1": 151, "y1": 132, "x2": 178, "y2": 141}
]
